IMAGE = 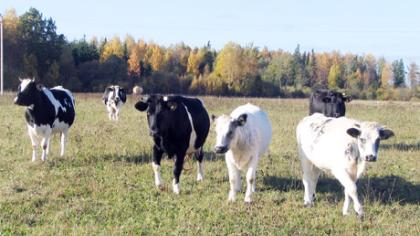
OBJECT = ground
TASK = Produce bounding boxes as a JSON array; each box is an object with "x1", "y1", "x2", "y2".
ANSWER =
[{"x1": 0, "y1": 93, "x2": 419, "y2": 235}]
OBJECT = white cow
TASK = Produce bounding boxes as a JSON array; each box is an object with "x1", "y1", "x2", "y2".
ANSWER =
[
  {"x1": 296, "y1": 113, "x2": 394, "y2": 217},
  {"x1": 213, "y1": 103, "x2": 272, "y2": 202}
]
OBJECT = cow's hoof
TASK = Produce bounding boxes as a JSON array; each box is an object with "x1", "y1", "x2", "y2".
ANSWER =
[
  {"x1": 244, "y1": 197, "x2": 252, "y2": 203},
  {"x1": 196, "y1": 174, "x2": 203, "y2": 182},
  {"x1": 156, "y1": 184, "x2": 164, "y2": 191},
  {"x1": 228, "y1": 194, "x2": 236, "y2": 202},
  {"x1": 172, "y1": 180, "x2": 180, "y2": 195}
]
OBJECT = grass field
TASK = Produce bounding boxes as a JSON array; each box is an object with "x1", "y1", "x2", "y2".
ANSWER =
[{"x1": 0, "y1": 93, "x2": 419, "y2": 235}]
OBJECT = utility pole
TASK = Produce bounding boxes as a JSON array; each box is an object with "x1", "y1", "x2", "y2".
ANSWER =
[{"x1": 0, "y1": 14, "x2": 3, "y2": 95}]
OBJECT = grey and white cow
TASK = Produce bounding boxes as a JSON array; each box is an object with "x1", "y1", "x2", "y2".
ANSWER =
[
  {"x1": 102, "y1": 85, "x2": 126, "y2": 121},
  {"x1": 296, "y1": 113, "x2": 394, "y2": 217}
]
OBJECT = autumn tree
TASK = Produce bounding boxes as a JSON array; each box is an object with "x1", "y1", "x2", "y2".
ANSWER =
[{"x1": 100, "y1": 36, "x2": 124, "y2": 62}]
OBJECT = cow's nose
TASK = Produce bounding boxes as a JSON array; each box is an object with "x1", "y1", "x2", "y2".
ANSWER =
[
  {"x1": 365, "y1": 155, "x2": 377, "y2": 162},
  {"x1": 214, "y1": 146, "x2": 228, "y2": 154}
]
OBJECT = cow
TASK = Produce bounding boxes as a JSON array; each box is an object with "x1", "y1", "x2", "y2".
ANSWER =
[
  {"x1": 296, "y1": 113, "x2": 394, "y2": 217},
  {"x1": 309, "y1": 89, "x2": 351, "y2": 117},
  {"x1": 14, "y1": 78, "x2": 76, "y2": 161},
  {"x1": 212, "y1": 103, "x2": 272, "y2": 203},
  {"x1": 132, "y1": 85, "x2": 143, "y2": 97},
  {"x1": 134, "y1": 95, "x2": 210, "y2": 194},
  {"x1": 102, "y1": 85, "x2": 127, "y2": 121}
]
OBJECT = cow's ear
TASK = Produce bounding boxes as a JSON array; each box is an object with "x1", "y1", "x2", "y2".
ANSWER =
[
  {"x1": 236, "y1": 114, "x2": 247, "y2": 126},
  {"x1": 380, "y1": 128, "x2": 394, "y2": 140},
  {"x1": 346, "y1": 128, "x2": 361, "y2": 138},
  {"x1": 167, "y1": 101, "x2": 177, "y2": 111},
  {"x1": 119, "y1": 88, "x2": 127, "y2": 103},
  {"x1": 322, "y1": 97, "x2": 331, "y2": 103},
  {"x1": 134, "y1": 101, "x2": 148, "y2": 111}
]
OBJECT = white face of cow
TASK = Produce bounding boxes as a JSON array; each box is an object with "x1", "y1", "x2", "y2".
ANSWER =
[
  {"x1": 104, "y1": 85, "x2": 126, "y2": 105},
  {"x1": 346, "y1": 122, "x2": 394, "y2": 162},
  {"x1": 213, "y1": 114, "x2": 247, "y2": 154}
]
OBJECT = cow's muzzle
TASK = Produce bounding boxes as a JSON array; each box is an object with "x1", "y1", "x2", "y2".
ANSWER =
[
  {"x1": 365, "y1": 155, "x2": 377, "y2": 162},
  {"x1": 214, "y1": 146, "x2": 228, "y2": 154}
]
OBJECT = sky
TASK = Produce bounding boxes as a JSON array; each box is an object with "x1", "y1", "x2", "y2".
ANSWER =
[{"x1": 1, "y1": 0, "x2": 420, "y2": 65}]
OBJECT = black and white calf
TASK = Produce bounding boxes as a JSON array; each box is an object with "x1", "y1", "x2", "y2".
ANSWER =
[
  {"x1": 309, "y1": 89, "x2": 351, "y2": 117},
  {"x1": 296, "y1": 113, "x2": 394, "y2": 217},
  {"x1": 135, "y1": 95, "x2": 210, "y2": 194},
  {"x1": 103, "y1": 85, "x2": 126, "y2": 121},
  {"x1": 14, "y1": 78, "x2": 76, "y2": 161}
]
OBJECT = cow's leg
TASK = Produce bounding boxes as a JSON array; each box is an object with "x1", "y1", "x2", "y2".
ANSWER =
[
  {"x1": 115, "y1": 109, "x2": 119, "y2": 121},
  {"x1": 195, "y1": 147, "x2": 204, "y2": 181},
  {"x1": 333, "y1": 170, "x2": 363, "y2": 217},
  {"x1": 226, "y1": 154, "x2": 240, "y2": 202},
  {"x1": 245, "y1": 155, "x2": 259, "y2": 203},
  {"x1": 152, "y1": 145, "x2": 164, "y2": 189},
  {"x1": 28, "y1": 127, "x2": 39, "y2": 162},
  {"x1": 40, "y1": 129, "x2": 52, "y2": 161},
  {"x1": 60, "y1": 130, "x2": 68, "y2": 157},
  {"x1": 172, "y1": 151, "x2": 185, "y2": 194},
  {"x1": 301, "y1": 155, "x2": 320, "y2": 207}
]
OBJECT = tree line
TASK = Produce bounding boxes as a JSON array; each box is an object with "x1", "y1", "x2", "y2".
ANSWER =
[{"x1": 3, "y1": 8, "x2": 420, "y2": 100}]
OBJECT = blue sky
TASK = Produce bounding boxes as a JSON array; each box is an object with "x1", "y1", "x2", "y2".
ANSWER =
[{"x1": 2, "y1": 0, "x2": 420, "y2": 64}]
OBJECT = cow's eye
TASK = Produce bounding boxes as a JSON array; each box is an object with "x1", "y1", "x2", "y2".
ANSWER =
[{"x1": 360, "y1": 138, "x2": 366, "y2": 144}]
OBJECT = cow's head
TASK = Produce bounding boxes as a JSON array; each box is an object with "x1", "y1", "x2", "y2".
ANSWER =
[
  {"x1": 346, "y1": 122, "x2": 394, "y2": 162},
  {"x1": 14, "y1": 78, "x2": 43, "y2": 106},
  {"x1": 212, "y1": 113, "x2": 247, "y2": 154},
  {"x1": 103, "y1": 85, "x2": 126, "y2": 105},
  {"x1": 321, "y1": 91, "x2": 351, "y2": 117},
  {"x1": 134, "y1": 95, "x2": 178, "y2": 137}
]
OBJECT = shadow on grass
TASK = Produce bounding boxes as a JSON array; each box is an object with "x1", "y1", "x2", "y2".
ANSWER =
[
  {"x1": 84, "y1": 150, "x2": 220, "y2": 165},
  {"x1": 263, "y1": 175, "x2": 420, "y2": 205},
  {"x1": 381, "y1": 142, "x2": 420, "y2": 151}
]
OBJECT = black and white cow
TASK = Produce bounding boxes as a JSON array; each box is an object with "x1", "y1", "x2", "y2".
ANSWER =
[
  {"x1": 102, "y1": 85, "x2": 126, "y2": 121},
  {"x1": 14, "y1": 78, "x2": 76, "y2": 161},
  {"x1": 134, "y1": 95, "x2": 210, "y2": 194},
  {"x1": 309, "y1": 89, "x2": 351, "y2": 117}
]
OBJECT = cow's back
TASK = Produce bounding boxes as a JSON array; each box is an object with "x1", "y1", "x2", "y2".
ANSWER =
[
  {"x1": 50, "y1": 87, "x2": 76, "y2": 127},
  {"x1": 297, "y1": 113, "x2": 357, "y2": 167},
  {"x1": 231, "y1": 103, "x2": 272, "y2": 156},
  {"x1": 176, "y1": 96, "x2": 210, "y2": 149}
]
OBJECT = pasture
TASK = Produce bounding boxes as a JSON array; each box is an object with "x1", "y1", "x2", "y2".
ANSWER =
[{"x1": 0, "y1": 93, "x2": 419, "y2": 235}]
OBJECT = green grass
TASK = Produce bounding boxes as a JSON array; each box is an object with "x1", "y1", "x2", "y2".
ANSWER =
[{"x1": 0, "y1": 93, "x2": 419, "y2": 235}]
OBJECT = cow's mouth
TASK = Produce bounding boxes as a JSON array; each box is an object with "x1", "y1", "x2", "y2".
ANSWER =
[
  {"x1": 365, "y1": 155, "x2": 377, "y2": 162},
  {"x1": 214, "y1": 146, "x2": 228, "y2": 154}
]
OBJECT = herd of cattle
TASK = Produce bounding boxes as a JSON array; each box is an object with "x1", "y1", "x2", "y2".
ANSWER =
[{"x1": 13, "y1": 78, "x2": 395, "y2": 218}]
